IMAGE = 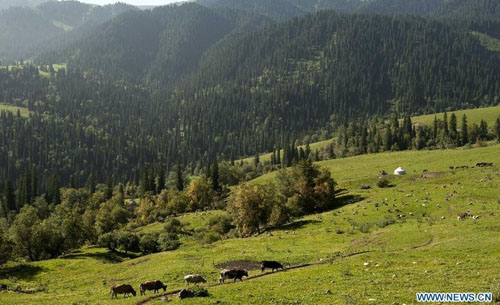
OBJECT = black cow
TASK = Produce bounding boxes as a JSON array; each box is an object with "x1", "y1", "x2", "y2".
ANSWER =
[{"x1": 261, "y1": 261, "x2": 284, "y2": 272}]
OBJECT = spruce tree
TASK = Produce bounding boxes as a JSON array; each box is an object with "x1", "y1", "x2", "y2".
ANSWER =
[
  {"x1": 432, "y1": 116, "x2": 438, "y2": 140},
  {"x1": 211, "y1": 159, "x2": 220, "y2": 192},
  {"x1": 449, "y1": 113, "x2": 458, "y2": 144},
  {"x1": 384, "y1": 125, "x2": 392, "y2": 151},
  {"x1": 156, "y1": 165, "x2": 165, "y2": 194},
  {"x1": 495, "y1": 116, "x2": 500, "y2": 143},
  {"x1": 478, "y1": 120, "x2": 488, "y2": 141},
  {"x1": 176, "y1": 162, "x2": 184, "y2": 191},
  {"x1": 105, "y1": 175, "x2": 113, "y2": 200},
  {"x1": 254, "y1": 152, "x2": 260, "y2": 167},
  {"x1": 86, "y1": 172, "x2": 96, "y2": 194},
  {"x1": 3, "y1": 180, "x2": 16, "y2": 212},
  {"x1": 304, "y1": 143, "x2": 311, "y2": 159},
  {"x1": 48, "y1": 172, "x2": 61, "y2": 205},
  {"x1": 443, "y1": 112, "x2": 449, "y2": 137},
  {"x1": 461, "y1": 114, "x2": 469, "y2": 146}
]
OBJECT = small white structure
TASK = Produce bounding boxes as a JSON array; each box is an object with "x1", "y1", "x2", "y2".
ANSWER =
[{"x1": 394, "y1": 167, "x2": 406, "y2": 175}]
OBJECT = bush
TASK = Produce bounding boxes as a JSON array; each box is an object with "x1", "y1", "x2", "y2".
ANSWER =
[
  {"x1": 207, "y1": 214, "x2": 234, "y2": 235},
  {"x1": 164, "y1": 218, "x2": 184, "y2": 234},
  {"x1": 378, "y1": 216, "x2": 395, "y2": 228},
  {"x1": 98, "y1": 231, "x2": 120, "y2": 251},
  {"x1": 194, "y1": 231, "x2": 221, "y2": 245},
  {"x1": 139, "y1": 233, "x2": 160, "y2": 254},
  {"x1": 117, "y1": 231, "x2": 140, "y2": 253},
  {"x1": 377, "y1": 178, "x2": 392, "y2": 188},
  {"x1": 157, "y1": 232, "x2": 180, "y2": 251}
]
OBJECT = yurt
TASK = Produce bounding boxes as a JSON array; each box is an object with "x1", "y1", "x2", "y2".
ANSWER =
[{"x1": 394, "y1": 167, "x2": 406, "y2": 175}]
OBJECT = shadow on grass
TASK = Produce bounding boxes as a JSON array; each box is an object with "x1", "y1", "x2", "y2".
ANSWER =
[
  {"x1": 334, "y1": 193, "x2": 365, "y2": 208},
  {"x1": 0, "y1": 264, "x2": 46, "y2": 281},
  {"x1": 276, "y1": 219, "x2": 322, "y2": 231},
  {"x1": 61, "y1": 250, "x2": 140, "y2": 264}
]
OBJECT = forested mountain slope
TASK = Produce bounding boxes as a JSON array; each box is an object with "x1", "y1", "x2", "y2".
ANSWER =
[
  {"x1": 69, "y1": 3, "x2": 273, "y2": 82},
  {"x1": 0, "y1": 1, "x2": 136, "y2": 63},
  {"x1": 0, "y1": 7, "x2": 63, "y2": 61},
  {"x1": 2, "y1": 8, "x2": 500, "y2": 190},
  {"x1": 0, "y1": 0, "x2": 47, "y2": 10}
]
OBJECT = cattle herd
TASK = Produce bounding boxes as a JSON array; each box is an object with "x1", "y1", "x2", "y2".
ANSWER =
[{"x1": 110, "y1": 260, "x2": 284, "y2": 299}]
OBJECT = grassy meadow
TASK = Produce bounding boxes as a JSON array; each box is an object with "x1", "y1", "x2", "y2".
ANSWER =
[
  {"x1": 237, "y1": 105, "x2": 500, "y2": 165},
  {"x1": 411, "y1": 105, "x2": 500, "y2": 128},
  {"x1": 0, "y1": 104, "x2": 30, "y2": 117},
  {"x1": 1, "y1": 144, "x2": 500, "y2": 305}
]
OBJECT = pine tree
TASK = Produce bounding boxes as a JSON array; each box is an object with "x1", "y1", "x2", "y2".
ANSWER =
[
  {"x1": 495, "y1": 116, "x2": 500, "y2": 143},
  {"x1": 432, "y1": 116, "x2": 438, "y2": 140},
  {"x1": 210, "y1": 159, "x2": 220, "y2": 192},
  {"x1": 48, "y1": 172, "x2": 61, "y2": 205},
  {"x1": 449, "y1": 113, "x2": 458, "y2": 145},
  {"x1": 156, "y1": 165, "x2": 165, "y2": 194},
  {"x1": 86, "y1": 172, "x2": 96, "y2": 194},
  {"x1": 254, "y1": 152, "x2": 260, "y2": 167},
  {"x1": 443, "y1": 112, "x2": 449, "y2": 137},
  {"x1": 384, "y1": 125, "x2": 392, "y2": 151},
  {"x1": 461, "y1": 114, "x2": 469, "y2": 146},
  {"x1": 478, "y1": 120, "x2": 488, "y2": 141},
  {"x1": 176, "y1": 162, "x2": 184, "y2": 191},
  {"x1": 3, "y1": 180, "x2": 16, "y2": 211},
  {"x1": 105, "y1": 175, "x2": 113, "y2": 200},
  {"x1": 304, "y1": 143, "x2": 311, "y2": 159}
]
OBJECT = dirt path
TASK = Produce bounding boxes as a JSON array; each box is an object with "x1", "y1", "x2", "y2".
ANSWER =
[{"x1": 135, "y1": 250, "x2": 373, "y2": 305}]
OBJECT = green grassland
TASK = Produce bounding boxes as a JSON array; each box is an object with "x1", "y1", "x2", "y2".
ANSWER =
[
  {"x1": 0, "y1": 104, "x2": 30, "y2": 117},
  {"x1": 239, "y1": 138, "x2": 332, "y2": 164},
  {"x1": 0, "y1": 63, "x2": 66, "y2": 79},
  {"x1": 411, "y1": 105, "x2": 500, "y2": 128},
  {"x1": 2, "y1": 144, "x2": 500, "y2": 305},
  {"x1": 237, "y1": 105, "x2": 500, "y2": 165},
  {"x1": 473, "y1": 32, "x2": 500, "y2": 52}
]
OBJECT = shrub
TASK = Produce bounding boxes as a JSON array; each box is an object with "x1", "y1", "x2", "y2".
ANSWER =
[
  {"x1": 378, "y1": 216, "x2": 395, "y2": 228},
  {"x1": 139, "y1": 233, "x2": 160, "y2": 254},
  {"x1": 377, "y1": 178, "x2": 392, "y2": 188},
  {"x1": 117, "y1": 231, "x2": 140, "y2": 253},
  {"x1": 164, "y1": 218, "x2": 184, "y2": 234},
  {"x1": 157, "y1": 232, "x2": 180, "y2": 251},
  {"x1": 207, "y1": 214, "x2": 234, "y2": 235},
  {"x1": 98, "y1": 231, "x2": 120, "y2": 251}
]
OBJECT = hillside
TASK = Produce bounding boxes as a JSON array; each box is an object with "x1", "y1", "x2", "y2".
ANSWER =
[
  {"x1": 0, "y1": 1, "x2": 137, "y2": 62},
  {"x1": 1, "y1": 6, "x2": 500, "y2": 188},
  {"x1": 237, "y1": 105, "x2": 500, "y2": 165},
  {"x1": 1, "y1": 144, "x2": 499, "y2": 304},
  {"x1": 69, "y1": 3, "x2": 272, "y2": 82}
]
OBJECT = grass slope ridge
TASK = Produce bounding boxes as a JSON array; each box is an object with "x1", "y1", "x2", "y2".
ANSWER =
[{"x1": 1, "y1": 144, "x2": 499, "y2": 304}]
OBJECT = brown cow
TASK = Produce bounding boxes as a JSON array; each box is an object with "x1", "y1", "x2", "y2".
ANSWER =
[
  {"x1": 140, "y1": 280, "x2": 167, "y2": 295},
  {"x1": 219, "y1": 269, "x2": 248, "y2": 283},
  {"x1": 110, "y1": 284, "x2": 136, "y2": 299},
  {"x1": 184, "y1": 274, "x2": 206, "y2": 286}
]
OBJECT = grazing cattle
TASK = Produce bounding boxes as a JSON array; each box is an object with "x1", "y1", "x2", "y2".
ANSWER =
[
  {"x1": 140, "y1": 280, "x2": 167, "y2": 295},
  {"x1": 110, "y1": 284, "x2": 136, "y2": 299},
  {"x1": 457, "y1": 211, "x2": 473, "y2": 221},
  {"x1": 476, "y1": 162, "x2": 493, "y2": 167},
  {"x1": 219, "y1": 269, "x2": 249, "y2": 283},
  {"x1": 360, "y1": 185, "x2": 371, "y2": 190},
  {"x1": 261, "y1": 261, "x2": 284, "y2": 272},
  {"x1": 184, "y1": 274, "x2": 206, "y2": 286}
]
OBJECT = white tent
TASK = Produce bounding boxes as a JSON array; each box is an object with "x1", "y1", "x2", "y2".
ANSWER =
[{"x1": 394, "y1": 167, "x2": 406, "y2": 175}]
